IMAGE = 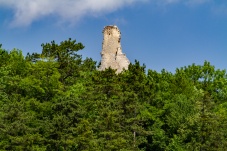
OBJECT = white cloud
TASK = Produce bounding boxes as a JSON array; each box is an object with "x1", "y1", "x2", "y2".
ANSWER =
[
  {"x1": 0, "y1": 0, "x2": 225, "y2": 27},
  {"x1": 0, "y1": 0, "x2": 147, "y2": 27}
]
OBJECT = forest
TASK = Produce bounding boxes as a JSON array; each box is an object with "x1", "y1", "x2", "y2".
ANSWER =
[{"x1": 0, "y1": 38, "x2": 227, "y2": 151}]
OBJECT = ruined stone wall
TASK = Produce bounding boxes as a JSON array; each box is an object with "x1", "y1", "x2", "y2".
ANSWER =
[{"x1": 99, "y1": 25, "x2": 130, "y2": 73}]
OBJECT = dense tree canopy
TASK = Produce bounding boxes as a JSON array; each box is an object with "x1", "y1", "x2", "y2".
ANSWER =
[{"x1": 0, "y1": 39, "x2": 226, "y2": 150}]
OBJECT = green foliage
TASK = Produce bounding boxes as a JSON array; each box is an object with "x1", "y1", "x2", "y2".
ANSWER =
[
  {"x1": 0, "y1": 40, "x2": 226, "y2": 150},
  {"x1": 41, "y1": 38, "x2": 85, "y2": 84}
]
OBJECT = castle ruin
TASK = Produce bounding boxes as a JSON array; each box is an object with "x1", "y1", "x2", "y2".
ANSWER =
[{"x1": 99, "y1": 25, "x2": 130, "y2": 73}]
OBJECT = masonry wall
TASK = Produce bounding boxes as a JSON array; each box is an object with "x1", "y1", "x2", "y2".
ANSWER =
[{"x1": 99, "y1": 25, "x2": 130, "y2": 73}]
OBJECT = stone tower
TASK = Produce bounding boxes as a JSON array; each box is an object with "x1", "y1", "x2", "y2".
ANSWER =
[{"x1": 99, "y1": 25, "x2": 130, "y2": 73}]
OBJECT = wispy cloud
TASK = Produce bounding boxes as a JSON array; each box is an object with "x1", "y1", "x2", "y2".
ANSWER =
[
  {"x1": 211, "y1": 2, "x2": 227, "y2": 15},
  {"x1": 0, "y1": 0, "x2": 226, "y2": 27},
  {"x1": 185, "y1": 0, "x2": 211, "y2": 6},
  {"x1": 156, "y1": 0, "x2": 211, "y2": 5},
  {"x1": 0, "y1": 0, "x2": 147, "y2": 27}
]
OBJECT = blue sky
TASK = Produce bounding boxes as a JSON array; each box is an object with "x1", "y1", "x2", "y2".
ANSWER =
[{"x1": 0, "y1": 0, "x2": 227, "y2": 72}]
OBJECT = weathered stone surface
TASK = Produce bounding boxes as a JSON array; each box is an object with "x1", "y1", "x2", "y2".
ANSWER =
[{"x1": 99, "y1": 25, "x2": 130, "y2": 73}]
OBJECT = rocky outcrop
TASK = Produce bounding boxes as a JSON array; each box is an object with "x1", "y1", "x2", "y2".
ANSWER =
[{"x1": 99, "y1": 25, "x2": 130, "y2": 73}]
